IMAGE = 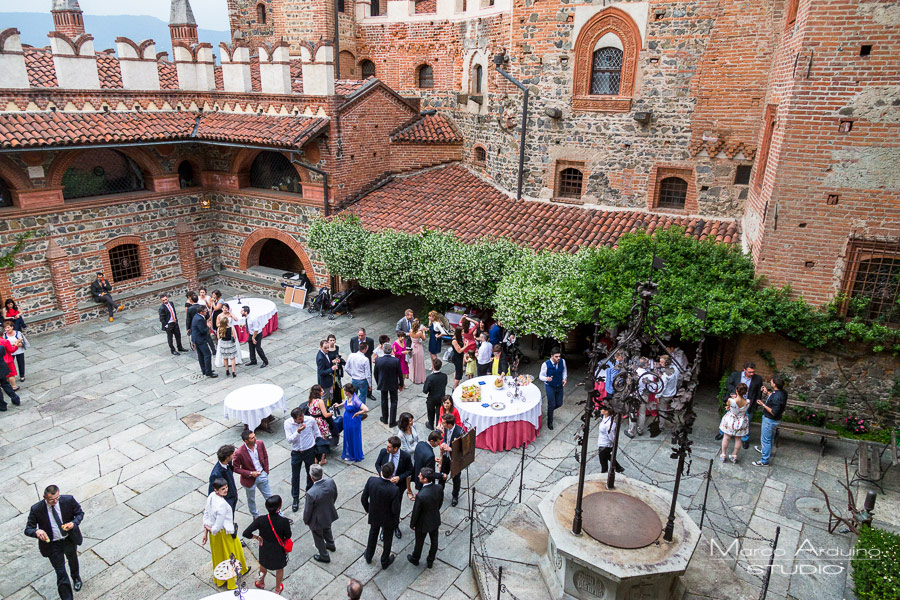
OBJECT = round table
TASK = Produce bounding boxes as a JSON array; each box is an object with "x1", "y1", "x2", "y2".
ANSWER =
[
  {"x1": 452, "y1": 376, "x2": 542, "y2": 452},
  {"x1": 224, "y1": 384, "x2": 286, "y2": 431},
  {"x1": 227, "y1": 297, "x2": 278, "y2": 344},
  {"x1": 201, "y1": 590, "x2": 282, "y2": 600}
]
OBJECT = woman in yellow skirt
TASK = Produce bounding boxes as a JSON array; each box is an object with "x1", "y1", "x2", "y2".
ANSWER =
[{"x1": 202, "y1": 478, "x2": 249, "y2": 589}]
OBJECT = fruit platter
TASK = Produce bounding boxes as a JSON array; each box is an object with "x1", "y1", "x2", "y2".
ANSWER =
[
  {"x1": 515, "y1": 374, "x2": 534, "y2": 387},
  {"x1": 461, "y1": 384, "x2": 482, "y2": 402}
]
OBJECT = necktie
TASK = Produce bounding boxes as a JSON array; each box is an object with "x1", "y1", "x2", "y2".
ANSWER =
[
  {"x1": 50, "y1": 504, "x2": 66, "y2": 539},
  {"x1": 167, "y1": 303, "x2": 176, "y2": 322}
]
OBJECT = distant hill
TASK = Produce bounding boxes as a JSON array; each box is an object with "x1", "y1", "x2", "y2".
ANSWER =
[{"x1": 2, "y1": 12, "x2": 230, "y2": 61}]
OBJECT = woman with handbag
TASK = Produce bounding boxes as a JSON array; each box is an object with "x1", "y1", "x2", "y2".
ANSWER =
[
  {"x1": 243, "y1": 495, "x2": 292, "y2": 595},
  {"x1": 202, "y1": 478, "x2": 249, "y2": 590},
  {"x1": 2, "y1": 320, "x2": 25, "y2": 385},
  {"x1": 307, "y1": 387, "x2": 333, "y2": 465}
]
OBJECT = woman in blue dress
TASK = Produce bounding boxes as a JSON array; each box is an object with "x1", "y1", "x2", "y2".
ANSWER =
[
  {"x1": 341, "y1": 382, "x2": 368, "y2": 462},
  {"x1": 427, "y1": 311, "x2": 448, "y2": 369}
]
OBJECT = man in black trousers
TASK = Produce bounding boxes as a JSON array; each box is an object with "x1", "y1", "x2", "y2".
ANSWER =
[
  {"x1": 374, "y1": 343, "x2": 402, "y2": 427},
  {"x1": 191, "y1": 305, "x2": 217, "y2": 378},
  {"x1": 350, "y1": 327, "x2": 376, "y2": 400},
  {"x1": 158, "y1": 293, "x2": 187, "y2": 356},
  {"x1": 361, "y1": 463, "x2": 402, "y2": 570},
  {"x1": 374, "y1": 436, "x2": 413, "y2": 540},
  {"x1": 242, "y1": 305, "x2": 269, "y2": 368},
  {"x1": 422, "y1": 359, "x2": 448, "y2": 430},
  {"x1": 25, "y1": 485, "x2": 84, "y2": 600},
  {"x1": 89, "y1": 272, "x2": 123, "y2": 322},
  {"x1": 407, "y1": 467, "x2": 444, "y2": 568},
  {"x1": 413, "y1": 430, "x2": 447, "y2": 490},
  {"x1": 439, "y1": 413, "x2": 465, "y2": 506}
]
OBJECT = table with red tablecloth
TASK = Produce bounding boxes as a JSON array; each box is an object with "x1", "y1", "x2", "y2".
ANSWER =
[
  {"x1": 226, "y1": 297, "x2": 278, "y2": 343},
  {"x1": 452, "y1": 376, "x2": 542, "y2": 452}
]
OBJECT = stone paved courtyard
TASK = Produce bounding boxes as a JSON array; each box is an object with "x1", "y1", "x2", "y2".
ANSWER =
[{"x1": 0, "y1": 288, "x2": 897, "y2": 600}]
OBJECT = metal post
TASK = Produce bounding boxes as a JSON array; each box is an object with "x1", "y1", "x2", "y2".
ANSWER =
[
  {"x1": 758, "y1": 526, "x2": 781, "y2": 600},
  {"x1": 518, "y1": 444, "x2": 526, "y2": 503},
  {"x1": 468, "y1": 487, "x2": 475, "y2": 566},
  {"x1": 607, "y1": 412, "x2": 623, "y2": 490},
  {"x1": 571, "y1": 395, "x2": 593, "y2": 535},
  {"x1": 493, "y1": 55, "x2": 530, "y2": 201},
  {"x1": 698, "y1": 458, "x2": 713, "y2": 530},
  {"x1": 497, "y1": 565, "x2": 503, "y2": 599},
  {"x1": 663, "y1": 449, "x2": 686, "y2": 542}
]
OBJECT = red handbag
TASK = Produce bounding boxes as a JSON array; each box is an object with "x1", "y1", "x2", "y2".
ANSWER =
[{"x1": 267, "y1": 514, "x2": 293, "y2": 553}]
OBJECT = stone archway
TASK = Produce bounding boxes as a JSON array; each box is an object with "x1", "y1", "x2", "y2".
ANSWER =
[{"x1": 239, "y1": 227, "x2": 317, "y2": 284}]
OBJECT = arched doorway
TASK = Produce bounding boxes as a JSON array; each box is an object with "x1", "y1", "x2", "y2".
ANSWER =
[{"x1": 256, "y1": 238, "x2": 304, "y2": 273}]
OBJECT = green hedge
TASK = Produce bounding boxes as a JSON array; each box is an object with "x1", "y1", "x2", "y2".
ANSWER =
[{"x1": 852, "y1": 526, "x2": 900, "y2": 600}]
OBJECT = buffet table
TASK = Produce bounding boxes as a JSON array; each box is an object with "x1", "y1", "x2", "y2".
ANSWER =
[
  {"x1": 223, "y1": 383, "x2": 286, "y2": 431},
  {"x1": 452, "y1": 376, "x2": 542, "y2": 452},
  {"x1": 227, "y1": 297, "x2": 278, "y2": 343}
]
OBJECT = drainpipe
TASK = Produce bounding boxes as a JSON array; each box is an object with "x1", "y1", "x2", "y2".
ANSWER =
[
  {"x1": 493, "y1": 53, "x2": 529, "y2": 201},
  {"x1": 333, "y1": 0, "x2": 341, "y2": 80}
]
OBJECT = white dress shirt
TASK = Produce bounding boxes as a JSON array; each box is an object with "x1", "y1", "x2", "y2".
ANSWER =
[
  {"x1": 203, "y1": 492, "x2": 235, "y2": 535},
  {"x1": 477, "y1": 340, "x2": 493, "y2": 365},
  {"x1": 246, "y1": 313, "x2": 265, "y2": 335},
  {"x1": 247, "y1": 444, "x2": 264, "y2": 473},
  {"x1": 346, "y1": 351, "x2": 372, "y2": 384},
  {"x1": 46, "y1": 503, "x2": 65, "y2": 541},
  {"x1": 284, "y1": 415, "x2": 322, "y2": 452},
  {"x1": 597, "y1": 415, "x2": 617, "y2": 449},
  {"x1": 660, "y1": 368, "x2": 679, "y2": 397}
]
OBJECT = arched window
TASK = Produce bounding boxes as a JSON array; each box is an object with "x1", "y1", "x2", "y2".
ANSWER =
[
  {"x1": 62, "y1": 149, "x2": 145, "y2": 200},
  {"x1": 256, "y1": 238, "x2": 306, "y2": 272},
  {"x1": 0, "y1": 177, "x2": 12, "y2": 207},
  {"x1": 177, "y1": 161, "x2": 196, "y2": 189},
  {"x1": 249, "y1": 151, "x2": 302, "y2": 194},
  {"x1": 590, "y1": 47, "x2": 623, "y2": 95},
  {"x1": 360, "y1": 59, "x2": 376, "y2": 79},
  {"x1": 657, "y1": 177, "x2": 688, "y2": 209},
  {"x1": 417, "y1": 64, "x2": 433, "y2": 89},
  {"x1": 557, "y1": 168, "x2": 583, "y2": 199},
  {"x1": 256, "y1": 3, "x2": 267, "y2": 24},
  {"x1": 472, "y1": 64, "x2": 483, "y2": 94},
  {"x1": 473, "y1": 146, "x2": 486, "y2": 165},
  {"x1": 339, "y1": 51, "x2": 356, "y2": 77},
  {"x1": 109, "y1": 243, "x2": 141, "y2": 282},
  {"x1": 844, "y1": 240, "x2": 900, "y2": 325}
]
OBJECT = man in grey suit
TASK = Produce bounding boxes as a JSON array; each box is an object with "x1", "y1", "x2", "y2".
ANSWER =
[{"x1": 303, "y1": 464, "x2": 339, "y2": 563}]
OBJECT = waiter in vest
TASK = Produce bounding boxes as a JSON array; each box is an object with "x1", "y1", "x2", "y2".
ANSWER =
[{"x1": 538, "y1": 347, "x2": 567, "y2": 430}]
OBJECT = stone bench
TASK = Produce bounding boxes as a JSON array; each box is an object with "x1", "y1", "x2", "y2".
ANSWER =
[{"x1": 76, "y1": 277, "x2": 189, "y2": 313}]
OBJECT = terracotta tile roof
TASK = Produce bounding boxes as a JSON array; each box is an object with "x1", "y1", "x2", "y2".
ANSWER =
[
  {"x1": 0, "y1": 110, "x2": 329, "y2": 150},
  {"x1": 23, "y1": 46, "x2": 124, "y2": 89},
  {"x1": 335, "y1": 79, "x2": 369, "y2": 96},
  {"x1": 390, "y1": 113, "x2": 461, "y2": 144},
  {"x1": 96, "y1": 52, "x2": 123, "y2": 89},
  {"x1": 157, "y1": 61, "x2": 178, "y2": 90},
  {"x1": 346, "y1": 164, "x2": 741, "y2": 252}
]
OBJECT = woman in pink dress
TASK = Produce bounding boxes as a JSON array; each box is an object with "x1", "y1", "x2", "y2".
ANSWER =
[
  {"x1": 408, "y1": 319, "x2": 427, "y2": 385},
  {"x1": 393, "y1": 332, "x2": 410, "y2": 386}
]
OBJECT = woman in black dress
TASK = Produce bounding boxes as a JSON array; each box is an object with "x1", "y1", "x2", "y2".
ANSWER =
[
  {"x1": 325, "y1": 334, "x2": 345, "y2": 406},
  {"x1": 451, "y1": 327, "x2": 466, "y2": 389},
  {"x1": 243, "y1": 495, "x2": 292, "y2": 595}
]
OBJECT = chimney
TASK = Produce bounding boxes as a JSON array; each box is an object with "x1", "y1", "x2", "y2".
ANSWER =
[
  {"x1": 51, "y1": 0, "x2": 85, "y2": 38},
  {"x1": 259, "y1": 42, "x2": 292, "y2": 95},
  {"x1": 170, "y1": 0, "x2": 199, "y2": 47},
  {"x1": 220, "y1": 42, "x2": 252, "y2": 93},
  {"x1": 0, "y1": 29, "x2": 30, "y2": 89},
  {"x1": 115, "y1": 37, "x2": 161, "y2": 90},
  {"x1": 299, "y1": 42, "x2": 335, "y2": 96}
]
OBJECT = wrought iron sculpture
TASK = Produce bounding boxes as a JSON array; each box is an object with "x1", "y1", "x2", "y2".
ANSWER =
[{"x1": 572, "y1": 256, "x2": 707, "y2": 542}]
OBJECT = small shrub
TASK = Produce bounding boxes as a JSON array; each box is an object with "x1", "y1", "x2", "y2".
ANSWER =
[
  {"x1": 793, "y1": 405, "x2": 826, "y2": 427},
  {"x1": 843, "y1": 415, "x2": 869, "y2": 435},
  {"x1": 852, "y1": 526, "x2": 900, "y2": 600}
]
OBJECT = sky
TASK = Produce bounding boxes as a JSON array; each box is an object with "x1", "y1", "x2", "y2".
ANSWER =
[{"x1": 0, "y1": 0, "x2": 231, "y2": 31}]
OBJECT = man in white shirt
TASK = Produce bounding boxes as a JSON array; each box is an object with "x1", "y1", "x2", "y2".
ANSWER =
[
  {"x1": 656, "y1": 355, "x2": 680, "y2": 431},
  {"x1": 285, "y1": 406, "x2": 323, "y2": 512},
  {"x1": 346, "y1": 341, "x2": 373, "y2": 402},
  {"x1": 475, "y1": 332, "x2": 493, "y2": 377},
  {"x1": 538, "y1": 348, "x2": 567, "y2": 430},
  {"x1": 626, "y1": 357, "x2": 653, "y2": 438},
  {"x1": 242, "y1": 305, "x2": 268, "y2": 368}
]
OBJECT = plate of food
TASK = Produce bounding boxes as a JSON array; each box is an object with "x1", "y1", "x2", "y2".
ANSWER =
[
  {"x1": 490, "y1": 402, "x2": 506, "y2": 411},
  {"x1": 461, "y1": 385, "x2": 481, "y2": 402},
  {"x1": 493, "y1": 377, "x2": 504, "y2": 390},
  {"x1": 516, "y1": 374, "x2": 534, "y2": 387}
]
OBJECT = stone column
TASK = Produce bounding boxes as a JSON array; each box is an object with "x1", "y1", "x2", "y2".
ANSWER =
[
  {"x1": 46, "y1": 238, "x2": 79, "y2": 325},
  {"x1": 175, "y1": 221, "x2": 199, "y2": 288}
]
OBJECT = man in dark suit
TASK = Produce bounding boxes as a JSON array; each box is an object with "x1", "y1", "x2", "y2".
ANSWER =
[
  {"x1": 191, "y1": 305, "x2": 217, "y2": 378},
  {"x1": 440, "y1": 413, "x2": 465, "y2": 506},
  {"x1": 361, "y1": 463, "x2": 402, "y2": 570},
  {"x1": 158, "y1": 293, "x2": 187, "y2": 356},
  {"x1": 374, "y1": 436, "x2": 413, "y2": 540},
  {"x1": 316, "y1": 338, "x2": 337, "y2": 404},
  {"x1": 412, "y1": 430, "x2": 447, "y2": 490},
  {"x1": 350, "y1": 328, "x2": 375, "y2": 361},
  {"x1": 374, "y1": 343, "x2": 402, "y2": 427},
  {"x1": 89, "y1": 272, "x2": 123, "y2": 322},
  {"x1": 716, "y1": 361, "x2": 763, "y2": 448},
  {"x1": 407, "y1": 467, "x2": 444, "y2": 568},
  {"x1": 208, "y1": 445, "x2": 239, "y2": 516},
  {"x1": 0, "y1": 341, "x2": 21, "y2": 410},
  {"x1": 304, "y1": 464, "x2": 339, "y2": 563},
  {"x1": 422, "y1": 359, "x2": 448, "y2": 430},
  {"x1": 24, "y1": 485, "x2": 84, "y2": 600}
]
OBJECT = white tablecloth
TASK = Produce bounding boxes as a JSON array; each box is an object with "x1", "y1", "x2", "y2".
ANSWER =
[
  {"x1": 452, "y1": 376, "x2": 542, "y2": 433},
  {"x1": 223, "y1": 384, "x2": 286, "y2": 430},
  {"x1": 226, "y1": 297, "x2": 277, "y2": 327},
  {"x1": 201, "y1": 590, "x2": 282, "y2": 600}
]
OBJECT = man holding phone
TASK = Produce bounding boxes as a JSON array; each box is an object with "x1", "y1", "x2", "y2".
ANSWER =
[{"x1": 752, "y1": 374, "x2": 787, "y2": 467}]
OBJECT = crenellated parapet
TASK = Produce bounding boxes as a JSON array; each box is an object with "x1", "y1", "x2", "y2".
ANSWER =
[
  {"x1": 0, "y1": 29, "x2": 29, "y2": 89},
  {"x1": 115, "y1": 37, "x2": 160, "y2": 91},
  {"x1": 173, "y1": 42, "x2": 216, "y2": 91},
  {"x1": 220, "y1": 42, "x2": 252, "y2": 93},
  {"x1": 47, "y1": 30, "x2": 100, "y2": 89},
  {"x1": 299, "y1": 41, "x2": 335, "y2": 97},
  {"x1": 259, "y1": 41, "x2": 292, "y2": 95}
]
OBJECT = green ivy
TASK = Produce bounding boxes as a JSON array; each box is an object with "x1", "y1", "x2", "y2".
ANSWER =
[{"x1": 0, "y1": 231, "x2": 35, "y2": 269}]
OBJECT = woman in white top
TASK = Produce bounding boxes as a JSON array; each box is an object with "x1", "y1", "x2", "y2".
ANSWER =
[
  {"x1": 202, "y1": 478, "x2": 249, "y2": 590},
  {"x1": 597, "y1": 407, "x2": 624, "y2": 474},
  {"x1": 396, "y1": 412, "x2": 420, "y2": 501},
  {"x1": 2, "y1": 320, "x2": 25, "y2": 388}
]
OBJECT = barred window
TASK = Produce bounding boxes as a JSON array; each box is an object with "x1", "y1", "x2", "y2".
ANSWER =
[
  {"x1": 249, "y1": 151, "x2": 302, "y2": 194},
  {"x1": 109, "y1": 243, "x2": 141, "y2": 283},
  {"x1": 590, "y1": 47, "x2": 622, "y2": 95},
  {"x1": 62, "y1": 149, "x2": 145, "y2": 200},
  {"x1": 0, "y1": 177, "x2": 11, "y2": 207},
  {"x1": 256, "y1": 3, "x2": 267, "y2": 24},
  {"x1": 177, "y1": 161, "x2": 196, "y2": 189},
  {"x1": 557, "y1": 167, "x2": 583, "y2": 199},
  {"x1": 657, "y1": 177, "x2": 687, "y2": 209},
  {"x1": 844, "y1": 239, "x2": 900, "y2": 326},
  {"x1": 417, "y1": 64, "x2": 433, "y2": 89},
  {"x1": 474, "y1": 146, "x2": 486, "y2": 164},
  {"x1": 360, "y1": 59, "x2": 376, "y2": 79}
]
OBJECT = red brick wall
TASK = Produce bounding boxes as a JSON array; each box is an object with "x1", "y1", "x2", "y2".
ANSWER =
[{"x1": 390, "y1": 143, "x2": 462, "y2": 174}]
